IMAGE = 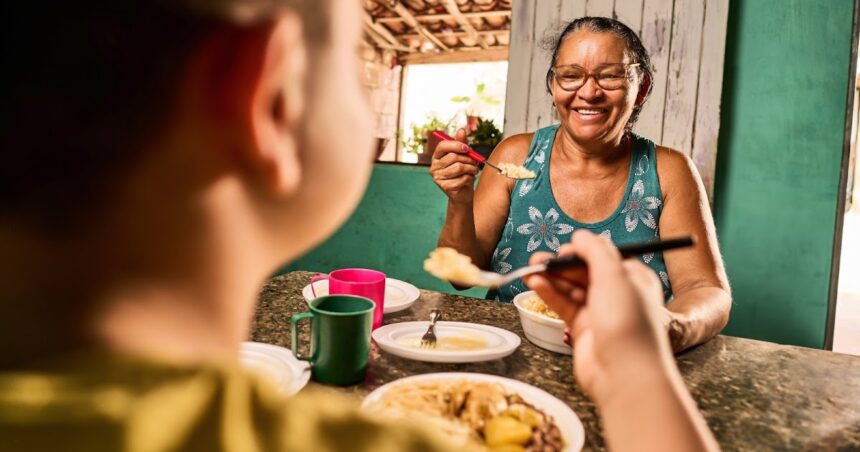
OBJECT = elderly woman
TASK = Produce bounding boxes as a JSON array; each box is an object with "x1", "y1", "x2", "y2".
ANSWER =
[{"x1": 430, "y1": 17, "x2": 731, "y2": 352}]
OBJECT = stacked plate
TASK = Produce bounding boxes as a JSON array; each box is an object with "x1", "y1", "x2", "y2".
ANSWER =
[
  {"x1": 302, "y1": 278, "x2": 420, "y2": 314},
  {"x1": 239, "y1": 341, "x2": 310, "y2": 396}
]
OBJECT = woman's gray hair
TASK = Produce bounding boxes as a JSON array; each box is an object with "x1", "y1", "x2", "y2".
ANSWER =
[{"x1": 544, "y1": 16, "x2": 654, "y2": 129}]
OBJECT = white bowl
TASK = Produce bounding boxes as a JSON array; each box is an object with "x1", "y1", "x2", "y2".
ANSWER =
[{"x1": 512, "y1": 290, "x2": 570, "y2": 355}]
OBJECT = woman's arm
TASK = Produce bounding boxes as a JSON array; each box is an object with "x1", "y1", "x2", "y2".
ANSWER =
[
  {"x1": 656, "y1": 147, "x2": 732, "y2": 352},
  {"x1": 434, "y1": 133, "x2": 532, "y2": 272}
]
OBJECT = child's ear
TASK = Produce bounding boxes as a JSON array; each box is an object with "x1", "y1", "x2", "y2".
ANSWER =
[
  {"x1": 248, "y1": 14, "x2": 308, "y2": 195},
  {"x1": 192, "y1": 12, "x2": 308, "y2": 196}
]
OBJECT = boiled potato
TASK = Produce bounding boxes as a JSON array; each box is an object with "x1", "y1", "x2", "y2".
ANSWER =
[
  {"x1": 504, "y1": 404, "x2": 544, "y2": 428},
  {"x1": 484, "y1": 415, "x2": 533, "y2": 447}
]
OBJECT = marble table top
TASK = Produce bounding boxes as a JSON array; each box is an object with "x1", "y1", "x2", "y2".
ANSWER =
[{"x1": 252, "y1": 272, "x2": 860, "y2": 451}]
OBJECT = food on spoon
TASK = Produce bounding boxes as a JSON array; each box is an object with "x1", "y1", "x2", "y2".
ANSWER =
[
  {"x1": 364, "y1": 380, "x2": 564, "y2": 451},
  {"x1": 522, "y1": 295, "x2": 561, "y2": 320},
  {"x1": 424, "y1": 247, "x2": 483, "y2": 285},
  {"x1": 497, "y1": 163, "x2": 536, "y2": 179}
]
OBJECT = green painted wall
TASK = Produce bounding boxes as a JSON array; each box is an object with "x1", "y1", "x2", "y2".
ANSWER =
[
  {"x1": 287, "y1": 0, "x2": 855, "y2": 349},
  {"x1": 283, "y1": 164, "x2": 486, "y2": 298},
  {"x1": 714, "y1": 0, "x2": 854, "y2": 348}
]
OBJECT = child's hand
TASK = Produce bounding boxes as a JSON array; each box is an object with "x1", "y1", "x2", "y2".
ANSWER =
[{"x1": 524, "y1": 230, "x2": 671, "y2": 402}]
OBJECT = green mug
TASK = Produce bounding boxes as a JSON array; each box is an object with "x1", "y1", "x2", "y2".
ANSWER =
[{"x1": 290, "y1": 295, "x2": 375, "y2": 386}]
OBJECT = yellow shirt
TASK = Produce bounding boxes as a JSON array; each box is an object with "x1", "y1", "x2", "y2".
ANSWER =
[{"x1": 0, "y1": 353, "x2": 451, "y2": 452}]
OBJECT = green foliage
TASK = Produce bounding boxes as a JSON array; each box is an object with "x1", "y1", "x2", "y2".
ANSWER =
[
  {"x1": 401, "y1": 116, "x2": 450, "y2": 154},
  {"x1": 469, "y1": 118, "x2": 502, "y2": 148},
  {"x1": 450, "y1": 82, "x2": 501, "y2": 114}
]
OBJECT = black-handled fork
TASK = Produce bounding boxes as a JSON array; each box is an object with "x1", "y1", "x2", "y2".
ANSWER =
[{"x1": 468, "y1": 236, "x2": 695, "y2": 288}]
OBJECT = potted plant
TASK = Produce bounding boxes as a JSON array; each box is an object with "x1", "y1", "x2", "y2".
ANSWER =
[
  {"x1": 469, "y1": 118, "x2": 502, "y2": 159},
  {"x1": 400, "y1": 115, "x2": 451, "y2": 165},
  {"x1": 450, "y1": 82, "x2": 502, "y2": 132}
]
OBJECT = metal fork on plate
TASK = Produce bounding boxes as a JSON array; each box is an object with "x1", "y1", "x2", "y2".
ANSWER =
[{"x1": 420, "y1": 309, "x2": 442, "y2": 348}]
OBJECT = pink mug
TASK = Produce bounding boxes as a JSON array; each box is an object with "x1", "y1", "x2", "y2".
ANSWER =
[{"x1": 311, "y1": 268, "x2": 386, "y2": 329}]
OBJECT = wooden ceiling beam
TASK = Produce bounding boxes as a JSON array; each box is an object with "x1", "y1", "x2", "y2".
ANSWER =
[
  {"x1": 387, "y1": 1, "x2": 450, "y2": 51},
  {"x1": 400, "y1": 47, "x2": 508, "y2": 65},
  {"x1": 376, "y1": 10, "x2": 511, "y2": 24},
  {"x1": 400, "y1": 29, "x2": 507, "y2": 40},
  {"x1": 440, "y1": 0, "x2": 488, "y2": 49},
  {"x1": 364, "y1": 27, "x2": 413, "y2": 52},
  {"x1": 364, "y1": 25, "x2": 415, "y2": 53},
  {"x1": 363, "y1": 12, "x2": 406, "y2": 50}
]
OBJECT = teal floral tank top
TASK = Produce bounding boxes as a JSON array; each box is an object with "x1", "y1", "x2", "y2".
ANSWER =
[{"x1": 487, "y1": 124, "x2": 672, "y2": 302}]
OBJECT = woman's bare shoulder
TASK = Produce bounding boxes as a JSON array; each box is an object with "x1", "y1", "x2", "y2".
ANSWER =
[
  {"x1": 487, "y1": 132, "x2": 534, "y2": 165},
  {"x1": 654, "y1": 145, "x2": 705, "y2": 198}
]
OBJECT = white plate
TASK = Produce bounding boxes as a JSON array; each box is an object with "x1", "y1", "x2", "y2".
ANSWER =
[
  {"x1": 371, "y1": 321, "x2": 520, "y2": 363},
  {"x1": 302, "y1": 278, "x2": 420, "y2": 314},
  {"x1": 362, "y1": 372, "x2": 585, "y2": 452},
  {"x1": 239, "y1": 341, "x2": 310, "y2": 397}
]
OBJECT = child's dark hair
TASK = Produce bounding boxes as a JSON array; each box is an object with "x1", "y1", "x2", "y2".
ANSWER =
[{"x1": 0, "y1": 0, "x2": 330, "y2": 233}]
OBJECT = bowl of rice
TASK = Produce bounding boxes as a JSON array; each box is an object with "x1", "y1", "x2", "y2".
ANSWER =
[{"x1": 512, "y1": 291, "x2": 570, "y2": 355}]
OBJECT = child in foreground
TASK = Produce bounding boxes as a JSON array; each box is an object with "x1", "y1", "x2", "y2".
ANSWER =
[{"x1": 0, "y1": 1, "x2": 717, "y2": 451}]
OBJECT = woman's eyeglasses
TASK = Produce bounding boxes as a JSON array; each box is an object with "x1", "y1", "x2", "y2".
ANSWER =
[{"x1": 551, "y1": 63, "x2": 640, "y2": 91}]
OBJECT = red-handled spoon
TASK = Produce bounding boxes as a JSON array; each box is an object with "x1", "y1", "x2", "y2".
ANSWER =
[{"x1": 430, "y1": 130, "x2": 506, "y2": 176}]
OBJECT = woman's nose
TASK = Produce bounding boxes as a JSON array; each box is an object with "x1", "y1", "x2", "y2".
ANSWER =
[{"x1": 576, "y1": 76, "x2": 603, "y2": 101}]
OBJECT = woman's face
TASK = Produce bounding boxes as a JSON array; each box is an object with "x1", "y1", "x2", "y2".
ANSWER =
[{"x1": 551, "y1": 30, "x2": 642, "y2": 147}]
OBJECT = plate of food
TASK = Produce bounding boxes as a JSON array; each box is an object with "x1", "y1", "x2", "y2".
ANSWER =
[
  {"x1": 372, "y1": 321, "x2": 521, "y2": 363},
  {"x1": 302, "y1": 278, "x2": 420, "y2": 314},
  {"x1": 362, "y1": 372, "x2": 584, "y2": 451},
  {"x1": 239, "y1": 341, "x2": 311, "y2": 397},
  {"x1": 513, "y1": 291, "x2": 570, "y2": 355}
]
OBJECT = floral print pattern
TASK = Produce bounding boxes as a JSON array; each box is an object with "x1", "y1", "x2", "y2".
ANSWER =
[
  {"x1": 493, "y1": 247, "x2": 512, "y2": 274},
  {"x1": 488, "y1": 125, "x2": 673, "y2": 303},
  {"x1": 622, "y1": 180, "x2": 661, "y2": 232},
  {"x1": 516, "y1": 207, "x2": 575, "y2": 252}
]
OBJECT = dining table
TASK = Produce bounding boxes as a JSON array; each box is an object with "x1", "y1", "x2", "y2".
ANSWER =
[{"x1": 252, "y1": 271, "x2": 860, "y2": 451}]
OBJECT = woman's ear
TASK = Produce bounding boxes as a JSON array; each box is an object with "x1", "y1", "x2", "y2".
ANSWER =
[{"x1": 634, "y1": 72, "x2": 653, "y2": 108}]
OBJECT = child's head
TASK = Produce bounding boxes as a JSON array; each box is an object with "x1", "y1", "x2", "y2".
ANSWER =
[
  {"x1": 0, "y1": 0, "x2": 374, "y2": 361},
  {"x1": 1, "y1": 0, "x2": 373, "y2": 267}
]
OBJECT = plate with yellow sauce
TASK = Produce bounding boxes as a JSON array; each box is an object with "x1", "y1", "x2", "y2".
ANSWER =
[{"x1": 372, "y1": 321, "x2": 521, "y2": 363}]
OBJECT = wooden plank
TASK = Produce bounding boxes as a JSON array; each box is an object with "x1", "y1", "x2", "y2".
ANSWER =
[
  {"x1": 388, "y1": 1, "x2": 450, "y2": 51},
  {"x1": 585, "y1": 0, "x2": 615, "y2": 18},
  {"x1": 633, "y1": 0, "x2": 673, "y2": 143},
  {"x1": 364, "y1": 25, "x2": 413, "y2": 53},
  {"x1": 526, "y1": 0, "x2": 563, "y2": 132},
  {"x1": 440, "y1": 0, "x2": 489, "y2": 49},
  {"x1": 376, "y1": 10, "x2": 512, "y2": 24},
  {"x1": 560, "y1": 0, "x2": 587, "y2": 21},
  {"x1": 400, "y1": 30, "x2": 507, "y2": 40},
  {"x1": 661, "y1": 0, "x2": 705, "y2": 154},
  {"x1": 400, "y1": 47, "x2": 508, "y2": 64},
  {"x1": 690, "y1": 0, "x2": 729, "y2": 198},
  {"x1": 364, "y1": 12, "x2": 405, "y2": 49},
  {"x1": 503, "y1": 0, "x2": 536, "y2": 136},
  {"x1": 613, "y1": 0, "x2": 645, "y2": 34}
]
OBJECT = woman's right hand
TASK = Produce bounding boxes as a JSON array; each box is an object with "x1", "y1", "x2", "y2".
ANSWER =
[{"x1": 429, "y1": 129, "x2": 480, "y2": 205}]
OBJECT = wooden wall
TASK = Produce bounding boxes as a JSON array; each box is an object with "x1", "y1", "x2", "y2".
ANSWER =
[{"x1": 504, "y1": 0, "x2": 729, "y2": 196}]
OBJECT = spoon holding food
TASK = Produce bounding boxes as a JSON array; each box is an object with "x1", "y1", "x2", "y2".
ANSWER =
[
  {"x1": 430, "y1": 131, "x2": 536, "y2": 180},
  {"x1": 424, "y1": 237, "x2": 695, "y2": 288}
]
